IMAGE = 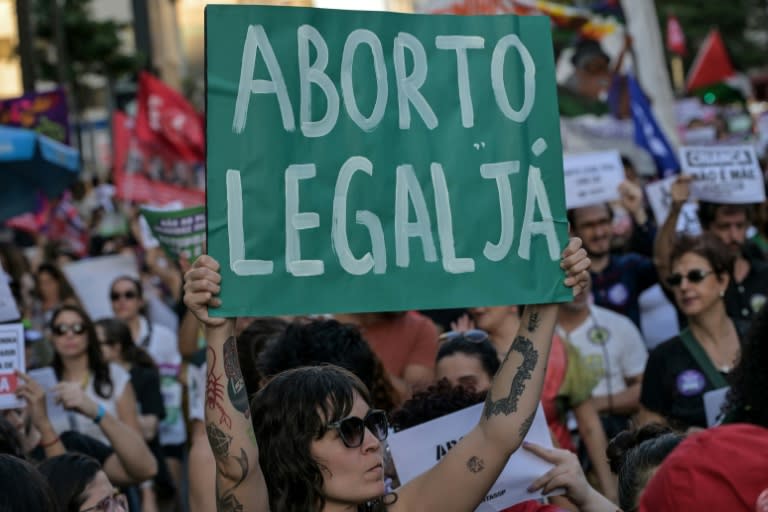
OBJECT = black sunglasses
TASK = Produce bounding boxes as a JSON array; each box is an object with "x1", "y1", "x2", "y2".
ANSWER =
[
  {"x1": 438, "y1": 329, "x2": 489, "y2": 344},
  {"x1": 52, "y1": 323, "x2": 86, "y2": 336},
  {"x1": 326, "y1": 409, "x2": 389, "y2": 448},
  {"x1": 666, "y1": 269, "x2": 713, "y2": 288},
  {"x1": 110, "y1": 290, "x2": 138, "y2": 302}
]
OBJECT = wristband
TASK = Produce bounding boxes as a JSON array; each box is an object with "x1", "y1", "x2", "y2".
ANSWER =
[{"x1": 93, "y1": 404, "x2": 106, "y2": 424}]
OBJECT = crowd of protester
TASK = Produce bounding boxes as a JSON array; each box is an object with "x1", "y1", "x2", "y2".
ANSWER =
[{"x1": 1, "y1": 156, "x2": 768, "y2": 512}]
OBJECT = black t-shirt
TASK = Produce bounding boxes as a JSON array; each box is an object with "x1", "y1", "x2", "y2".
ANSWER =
[
  {"x1": 130, "y1": 365, "x2": 166, "y2": 421},
  {"x1": 640, "y1": 335, "x2": 732, "y2": 430},
  {"x1": 724, "y1": 256, "x2": 768, "y2": 324},
  {"x1": 29, "y1": 430, "x2": 113, "y2": 465}
]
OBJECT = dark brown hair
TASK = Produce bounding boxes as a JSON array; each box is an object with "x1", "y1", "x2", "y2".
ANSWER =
[
  {"x1": 250, "y1": 365, "x2": 390, "y2": 512},
  {"x1": 669, "y1": 233, "x2": 734, "y2": 277},
  {"x1": 50, "y1": 305, "x2": 113, "y2": 399}
]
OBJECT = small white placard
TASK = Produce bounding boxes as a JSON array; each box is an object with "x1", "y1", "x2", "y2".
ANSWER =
[
  {"x1": 0, "y1": 323, "x2": 25, "y2": 410},
  {"x1": 644, "y1": 177, "x2": 702, "y2": 235},
  {"x1": 704, "y1": 386, "x2": 730, "y2": 427},
  {"x1": 563, "y1": 150, "x2": 625, "y2": 209},
  {"x1": 27, "y1": 366, "x2": 68, "y2": 426},
  {"x1": 388, "y1": 403, "x2": 555, "y2": 511},
  {"x1": 63, "y1": 254, "x2": 139, "y2": 321},
  {"x1": 679, "y1": 145, "x2": 766, "y2": 204}
]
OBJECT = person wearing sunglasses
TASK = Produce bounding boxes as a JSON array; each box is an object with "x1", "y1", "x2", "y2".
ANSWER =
[
  {"x1": 182, "y1": 237, "x2": 590, "y2": 512},
  {"x1": 638, "y1": 234, "x2": 745, "y2": 431},
  {"x1": 39, "y1": 453, "x2": 128, "y2": 512},
  {"x1": 43, "y1": 305, "x2": 146, "y2": 447},
  {"x1": 108, "y1": 276, "x2": 186, "y2": 501}
]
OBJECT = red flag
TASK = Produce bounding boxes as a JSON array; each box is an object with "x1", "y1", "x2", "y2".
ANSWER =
[
  {"x1": 135, "y1": 72, "x2": 204, "y2": 162},
  {"x1": 666, "y1": 15, "x2": 686, "y2": 56},
  {"x1": 686, "y1": 29, "x2": 735, "y2": 92},
  {"x1": 113, "y1": 110, "x2": 205, "y2": 207}
]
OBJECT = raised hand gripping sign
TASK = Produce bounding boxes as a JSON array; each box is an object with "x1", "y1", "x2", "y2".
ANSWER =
[{"x1": 206, "y1": 5, "x2": 569, "y2": 317}]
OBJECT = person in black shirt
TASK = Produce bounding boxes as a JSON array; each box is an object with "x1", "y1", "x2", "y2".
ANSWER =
[{"x1": 639, "y1": 234, "x2": 742, "y2": 430}]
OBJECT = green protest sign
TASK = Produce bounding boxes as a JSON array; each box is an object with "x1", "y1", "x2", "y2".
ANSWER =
[
  {"x1": 206, "y1": 5, "x2": 569, "y2": 317},
  {"x1": 140, "y1": 206, "x2": 206, "y2": 261}
]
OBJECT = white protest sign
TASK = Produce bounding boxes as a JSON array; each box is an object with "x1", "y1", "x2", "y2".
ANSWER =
[
  {"x1": 682, "y1": 126, "x2": 716, "y2": 145},
  {"x1": 704, "y1": 386, "x2": 730, "y2": 427},
  {"x1": 63, "y1": 254, "x2": 139, "y2": 320},
  {"x1": 0, "y1": 323, "x2": 25, "y2": 410},
  {"x1": 28, "y1": 366, "x2": 68, "y2": 426},
  {"x1": 563, "y1": 151, "x2": 624, "y2": 209},
  {"x1": 679, "y1": 145, "x2": 766, "y2": 204},
  {"x1": 644, "y1": 177, "x2": 702, "y2": 235},
  {"x1": 388, "y1": 403, "x2": 555, "y2": 511},
  {"x1": 0, "y1": 264, "x2": 20, "y2": 323}
]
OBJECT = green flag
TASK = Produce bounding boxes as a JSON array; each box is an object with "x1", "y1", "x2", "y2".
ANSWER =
[
  {"x1": 140, "y1": 205, "x2": 206, "y2": 261},
  {"x1": 206, "y1": 5, "x2": 569, "y2": 317}
]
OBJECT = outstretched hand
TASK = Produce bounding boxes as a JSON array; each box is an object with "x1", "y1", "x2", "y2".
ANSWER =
[
  {"x1": 561, "y1": 237, "x2": 590, "y2": 298},
  {"x1": 524, "y1": 442, "x2": 617, "y2": 508},
  {"x1": 183, "y1": 254, "x2": 228, "y2": 328}
]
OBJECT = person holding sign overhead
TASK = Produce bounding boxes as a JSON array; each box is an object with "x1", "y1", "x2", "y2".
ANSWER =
[
  {"x1": 182, "y1": 237, "x2": 589, "y2": 512},
  {"x1": 655, "y1": 174, "x2": 768, "y2": 328},
  {"x1": 567, "y1": 196, "x2": 658, "y2": 330}
]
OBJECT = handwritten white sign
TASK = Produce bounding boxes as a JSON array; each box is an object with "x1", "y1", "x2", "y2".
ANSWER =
[
  {"x1": 0, "y1": 323, "x2": 25, "y2": 410},
  {"x1": 563, "y1": 151, "x2": 624, "y2": 209},
  {"x1": 644, "y1": 176, "x2": 702, "y2": 235},
  {"x1": 388, "y1": 403, "x2": 556, "y2": 511},
  {"x1": 679, "y1": 145, "x2": 766, "y2": 204}
]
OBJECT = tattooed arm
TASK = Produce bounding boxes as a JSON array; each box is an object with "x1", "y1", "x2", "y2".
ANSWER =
[
  {"x1": 184, "y1": 255, "x2": 269, "y2": 512},
  {"x1": 394, "y1": 238, "x2": 590, "y2": 512}
]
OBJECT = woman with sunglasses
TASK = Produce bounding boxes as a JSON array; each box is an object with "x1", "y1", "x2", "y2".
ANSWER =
[
  {"x1": 39, "y1": 452, "x2": 128, "y2": 512},
  {"x1": 108, "y1": 276, "x2": 186, "y2": 498},
  {"x1": 46, "y1": 305, "x2": 143, "y2": 449},
  {"x1": 638, "y1": 234, "x2": 744, "y2": 431},
  {"x1": 183, "y1": 237, "x2": 590, "y2": 512}
]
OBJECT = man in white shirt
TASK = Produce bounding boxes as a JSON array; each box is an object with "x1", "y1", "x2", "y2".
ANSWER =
[{"x1": 556, "y1": 279, "x2": 648, "y2": 436}]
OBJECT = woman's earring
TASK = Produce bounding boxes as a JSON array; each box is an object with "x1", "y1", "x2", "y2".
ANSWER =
[{"x1": 719, "y1": 289, "x2": 725, "y2": 298}]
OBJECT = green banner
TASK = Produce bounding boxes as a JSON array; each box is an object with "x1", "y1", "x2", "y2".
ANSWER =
[
  {"x1": 206, "y1": 5, "x2": 569, "y2": 317},
  {"x1": 140, "y1": 206, "x2": 206, "y2": 261}
]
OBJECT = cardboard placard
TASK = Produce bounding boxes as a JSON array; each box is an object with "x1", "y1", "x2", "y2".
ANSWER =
[
  {"x1": 205, "y1": 5, "x2": 569, "y2": 316},
  {"x1": 563, "y1": 150, "x2": 624, "y2": 209},
  {"x1": 679, "y1": 145, "x2": 765, "y2": 204}
]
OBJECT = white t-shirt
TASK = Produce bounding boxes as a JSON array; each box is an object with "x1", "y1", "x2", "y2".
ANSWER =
[
  {"x1": 49, "y1": 363, "x2": 130, "y2": 445},
  {"x1": 556, "y1": 305, "x2": 648, "y2": 398},
  {"x1": 136, "y1": 316, "x2": 187, "y2": 446}
]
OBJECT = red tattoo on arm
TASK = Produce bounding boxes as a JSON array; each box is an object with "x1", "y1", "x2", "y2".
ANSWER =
[{"x1": 207, "y1": 347, "x2": 232, "y2": 429}]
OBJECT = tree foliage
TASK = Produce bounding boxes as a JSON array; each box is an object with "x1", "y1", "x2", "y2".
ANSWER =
[{"x1": 33, "y1": 0, "x2": 142, "y2": 95}]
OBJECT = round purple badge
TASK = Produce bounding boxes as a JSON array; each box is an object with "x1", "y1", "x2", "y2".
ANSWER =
[
  {"x1": 607, "y1": 283, "x2": 629, "y2": 306},
  {"x1": 676, "y1": 369, "x2": 706, "y2": 397}
]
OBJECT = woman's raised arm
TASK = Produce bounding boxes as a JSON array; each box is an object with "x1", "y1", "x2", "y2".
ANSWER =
[
  {"x1": 394, "y1": 238, "x2": 590, "y2": 512},
  {"x1": 184, "y1": 255, "x2": 269, "y2": 512}
]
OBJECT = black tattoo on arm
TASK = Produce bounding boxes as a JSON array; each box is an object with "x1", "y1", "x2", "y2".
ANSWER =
[
  {"x1": 217, "y1": 448, "x2": 249, "y2": 512},
  {"x1": 207, "y1": 422, "x2": 233, "y2": 460},
  {"x1": 527, "y1": 310, "x2": 541, "y2": 332},
  {"x1": 223, "y1": 336, "x2": 250, "y2": 418},
  {"x1": 466, "y1": 456, "x2": 485, "y2": 473},
  {"x1": 518, "y1": 410, "x2": 536, "y2": 439},
  {"x1": 483, "y1": 336, "x2": 539, "y2": 419}
]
